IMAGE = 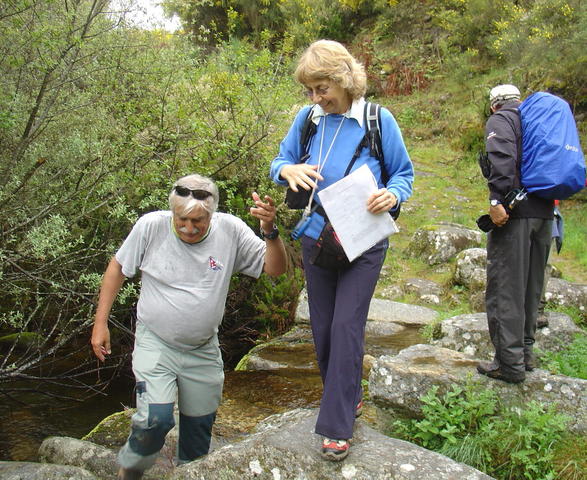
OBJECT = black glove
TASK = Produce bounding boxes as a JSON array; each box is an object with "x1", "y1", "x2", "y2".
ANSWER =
[{"x1": 476, "y1": 214, "x2": 497, "y2": 233}]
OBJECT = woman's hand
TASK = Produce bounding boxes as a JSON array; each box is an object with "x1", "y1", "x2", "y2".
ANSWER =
[
  {"x1": 367, "y1": 188, "x2": 397, "y2": 214},
  {"x1": 280, "y1": 164, "x2": 323, "y2": 192}
]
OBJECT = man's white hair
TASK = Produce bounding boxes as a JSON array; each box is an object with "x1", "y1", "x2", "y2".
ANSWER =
[{"x1": 169, "y1": 174, "x2": 219, "y2": 216}]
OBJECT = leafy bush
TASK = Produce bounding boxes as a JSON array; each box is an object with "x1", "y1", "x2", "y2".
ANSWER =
[
  {"x1": 392, "y1": 382, "x2": 573, "y2": 479},
  {"x1": 394, "y1": 383, "x2": 499, "y2": 451},
  {"x1": 0, "y1": 1, "x2": 301, "y2": 392}
]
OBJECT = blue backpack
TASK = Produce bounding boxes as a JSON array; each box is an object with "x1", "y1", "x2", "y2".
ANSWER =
[{"x1": 519, "y1": 92, "x2": 585, "y2": 200}]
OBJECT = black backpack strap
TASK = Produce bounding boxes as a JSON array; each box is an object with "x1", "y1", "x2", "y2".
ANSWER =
[
  {"x1": 365, "y1": 102, "x2": 387, "y2": 184},
  {"x1": 299, "y1": 106, "x2": 317, "y2": 160},
  {"x1": 365, "y1": 102, "x2": 383, "y2": 161},
  {"x1": 343, "y1": 102, "x2": 386, "y2": 178}
]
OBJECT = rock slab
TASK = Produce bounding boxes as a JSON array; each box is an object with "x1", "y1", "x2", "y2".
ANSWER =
[
  {"x1": 370, "y1": 344, "x2": 587, "y2": 434},
  {"x1": 169, "y1": 408, "x2": 493, "y2": 480},
  {"x1": 0, "y1": 461, "x2": 97, "y2": 480}
]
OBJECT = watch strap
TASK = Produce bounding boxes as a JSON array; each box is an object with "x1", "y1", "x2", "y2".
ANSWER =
[{"x1": 261, "y1": 225, "x2": 279, "y2": 240}]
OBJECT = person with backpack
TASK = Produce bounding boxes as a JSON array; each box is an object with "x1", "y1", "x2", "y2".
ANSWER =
[
  {"x1": 270, "y1": 40, "x2": 413, "y2": 460},
  {"x1": 477, "y1": 84, "x2": 554, "y2": 384}
]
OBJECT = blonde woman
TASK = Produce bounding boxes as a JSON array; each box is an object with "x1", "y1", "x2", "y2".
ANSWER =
[{"x1": 270, "y1": 40, "x2": 413, "y2": 460}]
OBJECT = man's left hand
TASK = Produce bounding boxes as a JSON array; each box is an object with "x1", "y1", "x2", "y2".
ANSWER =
[
  {"x1": 250, "y1": 192, "x2": 276, "y2": 233},
  {"x1": 489, "y1": 203, "x2": 509, "y2": 226}
]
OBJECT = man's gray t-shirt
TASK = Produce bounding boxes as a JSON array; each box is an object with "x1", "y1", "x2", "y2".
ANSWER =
[{"x1": 115, "y1": 210, "x2": 266, "y2": 350}]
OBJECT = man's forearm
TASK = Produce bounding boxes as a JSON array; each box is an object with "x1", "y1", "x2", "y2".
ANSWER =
[
  {"x1": 263, "y1": 236, "x2": 287, "y2": 277},
  {"x1": 95, "y1": 257, "x2": 126, "y2": 324}
]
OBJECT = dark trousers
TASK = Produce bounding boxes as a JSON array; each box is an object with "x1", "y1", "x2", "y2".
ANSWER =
[
  {"x1": 486, "y1": 217, "x2": 552, "y2": 374},
  {"x1": 302, "y1": 236, "x2": 388, "y2": 440}
]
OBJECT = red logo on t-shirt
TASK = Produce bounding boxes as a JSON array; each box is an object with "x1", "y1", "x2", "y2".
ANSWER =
[{"x1": 208, "y1": 256, "x2": 223, "y2": 271}]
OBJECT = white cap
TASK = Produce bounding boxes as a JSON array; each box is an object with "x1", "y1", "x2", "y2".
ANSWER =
[{"x1": 489, "y1": 84, "x2": 520, "y2": 108}]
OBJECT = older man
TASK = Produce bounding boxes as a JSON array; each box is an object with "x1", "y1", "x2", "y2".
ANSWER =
[
  {"x1": 477, "y1": 85, "x2": 553, "y2": 384},
  {"x1": 91, "y1": 174, "x2": 286, "y2": 480}
]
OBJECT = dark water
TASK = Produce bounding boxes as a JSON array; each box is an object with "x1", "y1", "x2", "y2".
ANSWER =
[
  {"x1": 0, "y1": 368, "x2": 322, "y2": 462},
  {"x1": 0, "y1": 325, "x2": 424, "y2": 462},
  {"x1": 0, "y1": 374, "x2": 135, "y2": 462}
]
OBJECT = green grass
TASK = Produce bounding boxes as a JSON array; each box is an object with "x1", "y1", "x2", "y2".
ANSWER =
[
  {"x1": 539, "y1": 334, "x2": 587, "y2": 380},
  {"x1": 558, "y1": 200, "x2": 587, "y2": 273}
]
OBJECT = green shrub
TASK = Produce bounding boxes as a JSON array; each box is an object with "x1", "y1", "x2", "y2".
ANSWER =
[
  {"x1": 393, "y1": 383, "x2": 498, "y2": 451},
  {"x1": 391, "y1": 382, "x2": 572, "y2": 480}
]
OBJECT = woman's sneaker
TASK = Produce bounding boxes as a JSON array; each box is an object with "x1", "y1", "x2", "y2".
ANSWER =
[
  {"x1": 355, "y1": 400, "x2": 363, "y2": 417},
  {"x1": 321, "y1": 438, "x2": 350, "y2": 461}
]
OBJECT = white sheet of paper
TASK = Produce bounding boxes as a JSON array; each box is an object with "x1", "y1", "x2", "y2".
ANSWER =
[{"x1": 318, "y1": 164, "x2": 399, "y2": 262}]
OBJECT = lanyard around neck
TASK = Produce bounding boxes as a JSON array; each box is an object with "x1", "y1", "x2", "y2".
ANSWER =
[{"x1": 306, "y1": 115, "x2": 346, "y2": 210}]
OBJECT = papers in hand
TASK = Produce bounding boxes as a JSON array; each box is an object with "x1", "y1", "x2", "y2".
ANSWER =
[{"x1": 318, "y1": 164, "x2": 399, "y2": 262}]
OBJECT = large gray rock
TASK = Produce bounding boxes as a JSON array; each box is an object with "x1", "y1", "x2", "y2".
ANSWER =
[
  {"x1": 168, "y1": 408, "x2": 493, "y2": 480},
  {"x1": 407, "y1": 223, "x2": 483, "y2": 265},
  {"x1": 454, "y1": 248, "x2": 487, "y2": 290},
  {"x1": 0, "y1": 462, "x2": 97, "y2": 480},
  {"x1": 38, "y1": 437, "x2": 118, "y2": 479},
  {"x1": 38, "y1": 437, "x2": 171, "y2": 479},
  {"x1": 432, "y1": 311, "x2": 583, "y2": 360},
  {"x1": 545, "y1": 277, "x2": 587, "y2": 311},
  {"x1": 369, "y1": 344, "x2": 587, "y2": 434},
  {"x1": 296, "y1": 293, "x2": 439, "y2": 327}
]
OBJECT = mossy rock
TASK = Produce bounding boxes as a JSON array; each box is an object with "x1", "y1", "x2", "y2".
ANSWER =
[
  {"x1": 0, "y1": 332, "x2": 44, "y2": 351},
  {"x1": 82, "y1": 409, "x2": 133, "y2": 448}
]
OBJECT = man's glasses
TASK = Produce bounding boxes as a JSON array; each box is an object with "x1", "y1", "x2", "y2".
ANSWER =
[
  {"x1": 174, "y1": 186, "x2": 212, "y2": 200},
  {"x1": 304, "y1": 85, "x2": 330, "y2": 98}
]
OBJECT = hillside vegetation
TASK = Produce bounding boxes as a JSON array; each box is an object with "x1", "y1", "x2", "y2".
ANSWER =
[
  {"x1": 2, "y1": 0, "x2": 585, "y2": 381},
  {"x1": 1, "y1": 2, "x2": 586, "y2": 476}
]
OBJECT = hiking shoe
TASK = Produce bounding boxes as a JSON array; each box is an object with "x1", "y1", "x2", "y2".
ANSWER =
[
  {"x1": 524, "y1": 350, "x2": 537, "y2": 371},
  {"x1": 118, "y1": 468, "x2": 143, "y2": 480},
  {"x1": 355, "y1": 400, "x2": 363, "y2": 418},
  {"x1": 477, "y1": 362, "x2": 525, "y2": 384},
  {"x1": 536, "y1": 314, "x2": 549, "y2": 329},
  {"x1": 321, "y1": 438, "x2": 350, "y2": 461}
]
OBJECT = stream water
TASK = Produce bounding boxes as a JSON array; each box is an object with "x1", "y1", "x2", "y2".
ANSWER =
[{"x1": 0, "y1": 324, "x2": 424, "y2": 462}]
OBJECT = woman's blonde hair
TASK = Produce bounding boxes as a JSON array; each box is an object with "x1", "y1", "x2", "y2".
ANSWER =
[{"x1": 294, "y1": 40, "x2": 366, "y2": 100}]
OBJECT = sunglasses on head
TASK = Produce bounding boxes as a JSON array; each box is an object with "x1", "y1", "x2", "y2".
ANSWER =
[{"x1": 174, "y1": 186, "x2": 212, "y2": 200}]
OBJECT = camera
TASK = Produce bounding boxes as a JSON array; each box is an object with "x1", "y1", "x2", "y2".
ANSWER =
[
  {"x1": 291, "y1": 214, "x2": 312, "y2": 240},
  {"x1": 504, "y1": 188, "x2": 527, "y2": 211}
]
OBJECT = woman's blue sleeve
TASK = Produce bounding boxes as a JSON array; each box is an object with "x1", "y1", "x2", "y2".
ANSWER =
[
  {"x1": 380, "y1": 107, "x2": 414, "y2": 204},
  {"x1": 270, "y1": 106, "x2": 312, "y2": 185}
]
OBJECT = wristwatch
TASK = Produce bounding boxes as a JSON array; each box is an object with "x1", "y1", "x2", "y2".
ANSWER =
[
  {"x1": 261, "y1": 225, "x2": 279, "y2": 240},
  {"x1": 490, "y1": 199, "x2": 501, "y2": 207}
]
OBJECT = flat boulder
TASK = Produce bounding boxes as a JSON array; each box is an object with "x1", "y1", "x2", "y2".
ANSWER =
[
  {"x1": 169, "y1": 408, "x2": 493, "y2": 480},
  {"x1": 0, "y1": 461, "x2": 97, "y2": 480},
  {"x1": 296, "y1": 292, "x2": 438, "y2": 327},
  {"x1": 369, "y1": 344, "x2": 587, "y2": 434},
  {"x1": 365, "y1": 298, "x2": 439, "y2": 326},
  {"x1": 38, "y1": 436, "x2": 170, "y2": 480}
]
